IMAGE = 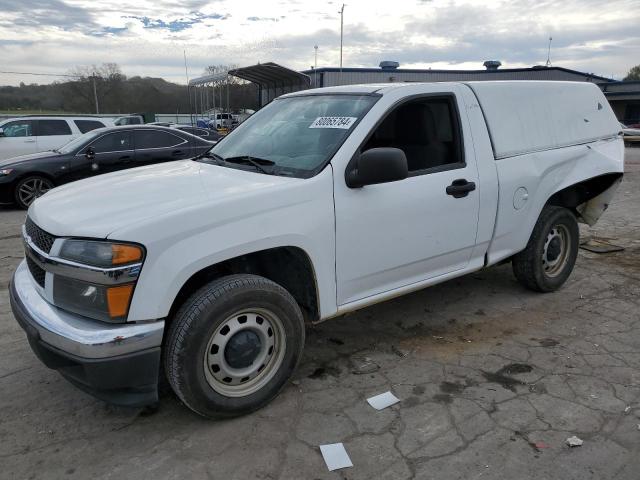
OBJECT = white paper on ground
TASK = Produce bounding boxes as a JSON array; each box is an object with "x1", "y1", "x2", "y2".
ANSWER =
[
  {"x1": 319, "y1": 443, "x2": 353, "y2": 471},
  {"x1": 367, "y1": 391, "x2": 400, "y2": 410}
]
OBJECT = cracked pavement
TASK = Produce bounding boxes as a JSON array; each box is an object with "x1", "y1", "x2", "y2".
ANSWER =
[{"x1": 1, "y1": 148, "x2": 639, "y2": 480}]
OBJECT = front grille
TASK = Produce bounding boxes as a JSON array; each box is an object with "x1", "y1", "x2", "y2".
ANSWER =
[
  {"x1": 25, "y1": 217, "x2": 56, "y2": 254},
  {"x1": 26, "y1": 255, "x2": 46, "y2": 288}
]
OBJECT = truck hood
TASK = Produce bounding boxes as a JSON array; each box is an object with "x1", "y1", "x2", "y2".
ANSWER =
[{"x1": 29, "y1": 160, "x2": 299, "y2": 238}]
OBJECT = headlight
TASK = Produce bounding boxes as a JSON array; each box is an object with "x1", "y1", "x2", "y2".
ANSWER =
[
  {"x1": 53, "y1": 240, "x2": 144, "y2": 322},
  {"x1": 59, "y1": 239, "x2": 143, "y2": 267},
  {"x1": 0, "y1": 168, "x2": 13, "y2": 176}
]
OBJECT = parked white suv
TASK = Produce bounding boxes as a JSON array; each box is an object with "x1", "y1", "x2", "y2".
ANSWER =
[
  {"x1": 11, "y1": 81, "x2": 624, "y2": 418},
  {"x1": 0, "y1": 116, "x2": 111, "y2": 160}
]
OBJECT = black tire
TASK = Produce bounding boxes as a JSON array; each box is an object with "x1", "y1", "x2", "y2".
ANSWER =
[
  {"x1": 164, "y1": 274, "x2": 305, "y2": 418},
  {"x1": 512, "y1": 206, "x2": 579, "y2": 292},
  {"x1": 14, "y1": 175, "x2": 54, "y2": 209}
]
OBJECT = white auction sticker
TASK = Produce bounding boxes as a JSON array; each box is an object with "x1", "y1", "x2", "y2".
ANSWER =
[{"x1": 309, "y1": 116, "x2": 357, "y2": 129}]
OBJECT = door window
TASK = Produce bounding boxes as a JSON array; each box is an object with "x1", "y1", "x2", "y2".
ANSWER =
[
  {"x1": 181, "y1": 127, "x2": 209, "y2": 137},
  {"x1": 362, "y1": 97, "x2": 463, "y2": 173},
  {"x1": 89, "y1": 132, "x2": 133, "y2": 153},
  {"x1": 74, "y1": 120, "x2": 106, "y2": 133},
  {"x1": 38, "y1": 120, "x2": 72, "y2": 136},
  {"x1": 134, "y1": 130, "x2": 184, "y2": 149},
  {"x1": 2, "y1": 120, "x2": 33, "y2": 137}
]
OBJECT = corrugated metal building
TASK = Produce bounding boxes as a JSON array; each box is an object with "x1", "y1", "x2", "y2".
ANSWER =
[
  {"x1": 599, "y1": 81, "x2": 640, "y2": 125},
  {"x1": 231, "y1": 61, "x2": 639, "y2": 123},
  {"x1": 301, "y1": 62, "x2": 612, "y2": 88},
  {"x1": 299, "y1": 61, "x2": 638, "y2": 124}
]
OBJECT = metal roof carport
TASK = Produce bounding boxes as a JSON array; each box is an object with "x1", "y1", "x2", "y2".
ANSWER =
[{"x1": 229, "y1": 63, "x2": 311, "y2": 107}]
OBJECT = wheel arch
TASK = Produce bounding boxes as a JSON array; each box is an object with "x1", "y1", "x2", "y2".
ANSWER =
[
  {"x1": 545, "y1": 172, "x2": 622, "y2": 213},
  {"x1": 545, "y1": 172, "x2": 623, "y2": 226},
  {"x1": 166, "y1": 246, "x2": 320, "y2": 328},
  {"x1": 14, "y1": 171, "x2": 57, "y2": 185}
]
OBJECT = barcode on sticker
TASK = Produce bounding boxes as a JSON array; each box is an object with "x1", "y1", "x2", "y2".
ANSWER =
[{"x1": 309, "y1": 116, "x2": 357, "y2": 129}]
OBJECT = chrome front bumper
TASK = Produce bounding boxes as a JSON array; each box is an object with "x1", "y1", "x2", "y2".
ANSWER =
[{"x1": 11, "y1": 260, "x2": 164, "y2": 359}]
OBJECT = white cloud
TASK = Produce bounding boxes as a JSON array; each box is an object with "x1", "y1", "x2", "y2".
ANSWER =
[{"x1": 0, "y1": 0, "x2": 638, "y2": 86}]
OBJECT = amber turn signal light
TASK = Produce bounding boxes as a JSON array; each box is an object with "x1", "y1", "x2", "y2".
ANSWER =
[
  {"x1": 106, "y1": 284, "x2": 134, "y2": 318},
  {"x1": 111, "y1": 244, "x2": 143, "y2": 265}
]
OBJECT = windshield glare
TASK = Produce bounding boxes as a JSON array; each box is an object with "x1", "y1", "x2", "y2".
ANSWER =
[
  {"x1": 208, "y1": 94, "x2": 378, "y2": 177},
  {"x1": 57, "y1": 130, "x2": 102, "y2": 154}
]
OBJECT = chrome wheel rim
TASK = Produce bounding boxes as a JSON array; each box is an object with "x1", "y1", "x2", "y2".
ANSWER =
[
  {"x1": 542, "y1": 224, "x2": 570, "y2": 277},
  {"x1": 204, "y1": 308, "x2": 286, "y2": 397},
  {"x1": 18, "y1": 178, "x2": 52, "y2": 206}
]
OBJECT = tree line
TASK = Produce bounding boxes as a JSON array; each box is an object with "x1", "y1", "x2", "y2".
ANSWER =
[{"x1": 0, "y1": 63, "x2": 259, "y2": 114}]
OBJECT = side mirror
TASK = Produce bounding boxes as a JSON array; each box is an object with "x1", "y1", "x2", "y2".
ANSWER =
[
  {"x1": 345, "y1": 147, "x2": 408, "y2": 188},
  {"x1": 85, "y1": 146, "x2": 95, "y2": 160},
  {"x1": 0, "y1": 128, "x2": 4, "y2": 137}
]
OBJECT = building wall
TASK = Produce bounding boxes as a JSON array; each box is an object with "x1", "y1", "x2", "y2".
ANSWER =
[
  {"x1": 314, "y1": 68, "x2": 604, "y2": 88},
  {"x1": 601, "y1": 82, "x2": 640, "y2": 124}
]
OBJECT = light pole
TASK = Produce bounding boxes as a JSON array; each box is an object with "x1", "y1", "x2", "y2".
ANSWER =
[
  {"x1": 92, "y1": 73, "x2": 99, "y2": 114},
  {"x1": 546, "y1": 36, "x2": 553, "y2": 67},
  {"x1": 184, "y1": 50, "x2": 193, "y2": 125},
  {"x1": 339, "y1": 4, "x2": 345, "y2": 84},
  {"x1": 314, "y1": 45, "x2": 318, "y2": 87}
]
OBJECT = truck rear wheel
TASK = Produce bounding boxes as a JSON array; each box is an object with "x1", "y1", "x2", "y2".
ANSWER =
[
  {"x1": 512, "y1": 206, "x2": 579, "y2": 292},
  {"x1": 164, "y1": 274, "x2": 305, "y2": 418}
]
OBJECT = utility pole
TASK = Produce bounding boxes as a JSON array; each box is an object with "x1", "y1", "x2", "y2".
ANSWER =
[
  {"x1": 92, "y1": 74, "x2": 99, "y2": 114},
  {"x1": 184, "y1": 50, "x2": 193, "y2": 125},
  {"x1": 339, "y1": 4, "x2": 345, "y2": 84},
  {"x1": 314, "y1": 45, "x2": 318, "y2": 87},
  {"x1": 546, "y1": 37, "x2": 553, "y2": 67}
]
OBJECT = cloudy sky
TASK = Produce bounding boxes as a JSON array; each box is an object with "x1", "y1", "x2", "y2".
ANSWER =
[{"x1": 0, "y1": 0, "x2": 638, "y2": 85}]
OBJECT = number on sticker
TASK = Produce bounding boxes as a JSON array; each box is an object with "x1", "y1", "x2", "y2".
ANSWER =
[{"x1": 309, "y1": 117, "x2": 357, "y2": 129}]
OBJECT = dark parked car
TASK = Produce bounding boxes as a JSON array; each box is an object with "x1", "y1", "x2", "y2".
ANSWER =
[
  {"x1": 173, "y1": 125, "x2": 223, "y2": 141},
  {"x1": 0, "y1": 125, "x2": 214, "y2": 208},
  {"x1": 149, "y1": 123, "x2": 223, "y2": 141}
]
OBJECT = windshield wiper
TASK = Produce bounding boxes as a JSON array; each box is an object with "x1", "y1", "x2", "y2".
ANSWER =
[{"x1": 224, "y1": 156, "x2": 275, "y2": 174}]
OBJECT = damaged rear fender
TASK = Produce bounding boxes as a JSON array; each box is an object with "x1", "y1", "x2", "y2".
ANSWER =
[{"x1": 576, "y1": 175, "x2": 623, "y2": 226}]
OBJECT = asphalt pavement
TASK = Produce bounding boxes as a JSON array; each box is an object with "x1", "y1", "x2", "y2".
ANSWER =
[{"x1": 1, "y1": 148, "x2": 639, "y2": 479}]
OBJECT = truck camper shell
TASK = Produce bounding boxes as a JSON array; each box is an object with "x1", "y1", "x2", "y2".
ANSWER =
[{"x1": 466, "y1": 81, "x2": 620, "y2": 160}]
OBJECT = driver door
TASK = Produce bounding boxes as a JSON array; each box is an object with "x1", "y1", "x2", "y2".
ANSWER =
[
  {"x1": 69, "y1": 130, "x2": 134, "y2": 180},
  {"x1": 334, "y1": 92, "x2": 480, "y2": 305}
]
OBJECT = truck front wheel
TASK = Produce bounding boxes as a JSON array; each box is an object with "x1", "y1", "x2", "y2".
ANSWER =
[
  {"x1": 164, "y1": 274, "x2": 305, "y2": 418},
  {"x1": 512, "y1": 206, "x2": 579, "y2": 292}
]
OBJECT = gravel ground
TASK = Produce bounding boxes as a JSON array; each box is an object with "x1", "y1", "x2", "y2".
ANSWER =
[{"x1": 1, "y1": 148, "x2": 639, "y2": 480}]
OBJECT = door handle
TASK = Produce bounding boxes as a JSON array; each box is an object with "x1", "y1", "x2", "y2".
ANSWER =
[
  {"x1": 24, "y1": 139, "x2": 36, "y2": 143},
  {"x1": 446, "y1": 179, "x2": 476, "y2": 198},
  {"x1": 119, "y1": 155, "x2": 132, "y2": 162},
  {"x1": 172, "y1": 150, "x2": 184, "y2": 156}
]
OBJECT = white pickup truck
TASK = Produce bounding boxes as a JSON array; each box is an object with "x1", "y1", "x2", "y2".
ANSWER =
[{"x1": 10, "y1": 81, "x2": 624, "y2": 418}]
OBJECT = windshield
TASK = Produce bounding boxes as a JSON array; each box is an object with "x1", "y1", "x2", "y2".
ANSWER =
[
  {"x1": 206, "y1": 94, "x2": 379, "y2": 177},
  {"x1": 57, "y1": 130, "x2": 102, "y2": 154}
]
